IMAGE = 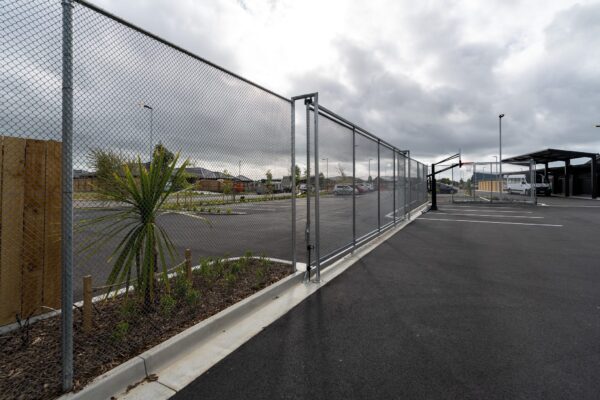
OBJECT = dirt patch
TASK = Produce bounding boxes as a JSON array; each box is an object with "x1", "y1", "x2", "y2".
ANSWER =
[{"x1": 0, "y1": 257, "x2": 292, "y2": 400}]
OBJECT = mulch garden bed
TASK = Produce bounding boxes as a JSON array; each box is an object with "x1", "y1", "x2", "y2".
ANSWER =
[{"x1": 0, "y1": 256, "x2": 292, "y2": 400}]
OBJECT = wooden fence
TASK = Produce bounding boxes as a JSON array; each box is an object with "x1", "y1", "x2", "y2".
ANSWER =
[
  {"x1": 478, "y1": 180, "x2": 503, "y2": 192},
  {"x1": 0, "y1": 136, "x2": 62, "y2": 326}
]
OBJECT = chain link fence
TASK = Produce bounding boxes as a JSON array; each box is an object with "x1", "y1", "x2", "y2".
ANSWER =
[
  {"x1": 448, "y1": 161, "x2": 537, "y2": 205},
  {"x1": 0, "y1": 1, "x2": 429, "y2": 399}
]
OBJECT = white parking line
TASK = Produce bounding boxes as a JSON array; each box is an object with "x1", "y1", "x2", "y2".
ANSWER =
[
  {"x1": 437, "y1": 212, "x2": 543, "y2": 219},
  {"x1": 538, "y1": 204, "x2": 600, "y2": 208},
  {"x1": 418, "y1": 217, "x2": 562, "y2": 227},
  {"x1": 443, "y1": 205, "x2": 532, "y2": 211},
  {"x1": 441, "y1": 208, "x2": 533, "y2": 214}
]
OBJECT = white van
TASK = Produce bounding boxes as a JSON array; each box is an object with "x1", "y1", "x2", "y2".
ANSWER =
[{"x1": 505, "y1": 174, "x2": 551, "y2": 196}]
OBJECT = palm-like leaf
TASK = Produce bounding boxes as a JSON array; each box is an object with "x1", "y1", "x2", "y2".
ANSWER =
[{"x1": 78, "y1": 149, "x2": 201, "y2": 303}]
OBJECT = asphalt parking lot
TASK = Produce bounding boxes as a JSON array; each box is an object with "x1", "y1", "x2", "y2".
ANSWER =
[
  {"x1": 73, "y1": 190, "x2": 424, "y2": 300},
  {"x1": 173, "y1": 198, "x2": 600, "y2": 400}
]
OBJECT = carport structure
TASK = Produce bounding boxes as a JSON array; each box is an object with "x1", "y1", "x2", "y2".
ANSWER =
[{"x1": 503, "y1": 148, "x2": 599, "y2": 199}]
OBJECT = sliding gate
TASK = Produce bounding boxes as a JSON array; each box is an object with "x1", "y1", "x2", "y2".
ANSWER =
[{"x1": 291, "y1": 93, "x2": 428, "y2": 282}]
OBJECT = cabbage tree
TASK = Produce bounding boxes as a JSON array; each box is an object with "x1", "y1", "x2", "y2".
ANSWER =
[{"x1": 79, "y1": 149, "x2": 192, "y2": 306}]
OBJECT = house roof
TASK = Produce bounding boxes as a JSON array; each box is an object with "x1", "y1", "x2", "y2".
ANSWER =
[
  {"x1": 236, "y1": 175, "x2": 253, "y2": 182},
  {"x1": 185, "y1": 167, "x2": 218, "y2": 179}
]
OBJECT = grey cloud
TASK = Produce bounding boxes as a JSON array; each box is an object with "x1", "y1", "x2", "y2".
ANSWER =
[{"x1": 288, "y1": 2, "x2": 600, "y2": 164}]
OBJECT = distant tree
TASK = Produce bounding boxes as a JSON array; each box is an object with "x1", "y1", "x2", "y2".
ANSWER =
[
  {"x1": 153, "y1": 143, "x2": 174, "y2": 166},
  {"x1": 222, "y1": 180, "x2": 233, "y2": 202},
  {"x1": 265, "y1": 169, "x2": 273, "y2": 199},
  {"x1": 88, "y1": 149, "x2": 131, "y2": 196},
  {"x1": 295, "y1": 165, "x2": 301, "y2": 185},
  {"x1": 153, "y1": 143, "x2": 190, "y2": 191}
]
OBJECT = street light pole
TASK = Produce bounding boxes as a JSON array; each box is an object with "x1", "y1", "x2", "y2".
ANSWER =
[
  {"x1": 321, "y1": 158, "x2": 328, "y2": 180},
  {"x1": 499, "y1": 114, "x2": 505, "y2": 192},
  {"x1": 141, "y1": 103, "x2": 153, "y2": 156},
  {"x1": 321, "y1": 158, "x2": 328, "y2": 190}
]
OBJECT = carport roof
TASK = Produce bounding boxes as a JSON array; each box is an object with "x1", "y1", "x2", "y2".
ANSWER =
[{"x1": 502, "y1": 148, "x2": 598, "y2": 165}]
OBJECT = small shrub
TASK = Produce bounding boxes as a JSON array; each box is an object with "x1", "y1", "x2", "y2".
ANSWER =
[
  {"x1": 259, "y1": 254, "x2": 270, "y2": 269},
  {"x1": 254, "y1": 266, "x2": 266, "y2": 282},
  {"x1": 226, "y1": 208, "x2": 232, "y2": 215},
  {"x1": 185, "y1": 288, "x2": 201, "y2": 306},
  {"x1": 159, "y1": 295, "x2": 176, "y2": 317},
  {"x1": 195, "y1": 257, "x2": 209, "y2": 274},
  {"x1": 240, "y1": 251, "x2": 252, "y2": 269},
  {"x1": 224, "y1": 272, "x2": 237, "y2": 288},
  {"x1": 111, "y1": 321, "x2": 129, "y2": 342},
  {"x1": 230, "y1": 260, "x2": 242, "y2": 275},
  {"x1": 173, "y1": 271, "x2": 192, "y2": 300},
  {"x1": 118, "y1": 298, "x2": 140, "y2": 322}
]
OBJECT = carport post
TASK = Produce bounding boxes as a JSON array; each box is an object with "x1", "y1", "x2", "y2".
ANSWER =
[
  {"x1": 591, "y1": 155, "x2": 598, "y2": 199},
  {"x1": 564, "y1": 160, "x2": 571, "y2": 197},
  {"x1": 352, "y1": 128, "x2": 356, "y2": 248},
  {"x1": 430, "y1": 163, "x2": 437, "y2": 210},
  {"x1": 530, "y1": 159, "x2": 537, "y2": 205}
]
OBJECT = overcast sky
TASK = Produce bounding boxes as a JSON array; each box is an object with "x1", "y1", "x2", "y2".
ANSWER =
[{"x1": 84, "y1": 0, "x2": 600, "y2": 165}]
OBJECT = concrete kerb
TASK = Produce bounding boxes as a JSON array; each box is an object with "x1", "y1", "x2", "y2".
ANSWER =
[
  {"x1": 59, "y1": 261, "x2": 305, "y2": 400},
  {"x1": 60, "y1": 202, "x2": 429, "y2": 400}
]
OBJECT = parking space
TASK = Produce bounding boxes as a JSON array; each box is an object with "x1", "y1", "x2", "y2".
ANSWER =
[
  {"x1": 173, "y1": 197, "x2": 600, "y2": 400},
  {"x1": 73, "y1": 191, "x2": 412, "y2": 301}
]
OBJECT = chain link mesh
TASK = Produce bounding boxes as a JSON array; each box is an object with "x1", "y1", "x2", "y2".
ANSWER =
[
  {"x1": 1, "y1": 1, "x2": 63, "y2": 399},
  {"x1": 0, "y1": 1, "x2": 429, "y2": 398},
  {"x1": 448, "y1": 161, "x2": 537, "y2": 204}
]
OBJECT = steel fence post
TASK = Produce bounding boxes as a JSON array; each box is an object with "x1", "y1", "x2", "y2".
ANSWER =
[
  {"x1": 407, "y1": 151, "x2": 411, "y2": 219},
  {"x1": 305, "y1": 101, "x2": 311, "y2": 280},
  {"x1": 291, "y1": 101, "x2": 296, "y2": 273},
  {"x1": 393, "y1": 151, "x2": 396, "y2": 225},
  {"x1": 490, "y1": 162, "x2": 493, "y2": 203},
  {"x1": 61, "y1": 0, "x2": 74, "y2": 392},
  {"x1": 451, "y1": 164, "x2": 454, "y2": 203},
  {"x1": 377, "y1": 140, "x2": 381, "y2": 233},
  {"x1": 313, "y1": 94, "x2": 320, "y2": 282},
  {"x1": 352, "y1": 127, "x2": 356, "y2": 248}
]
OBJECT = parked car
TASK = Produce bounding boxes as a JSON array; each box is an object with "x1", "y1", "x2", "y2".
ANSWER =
[
  {"x1": 365, "y1": 183, "x2": 374, "y2": 191},
  {"x1": 438, "y1": 183, "x2": 458, "y2": 194},
  {"x1": 256, "y1": 180, "x2": 283, "y2": 194},
  {"x1": 333, "y1": 184, "x2": 357, "y2": 195},
  {"x1": 354, "y1": 183, "x2": 368, "y2": 193},
  {"x1": 506, "y1": 174, "x2": 551, "y2": 196}
]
